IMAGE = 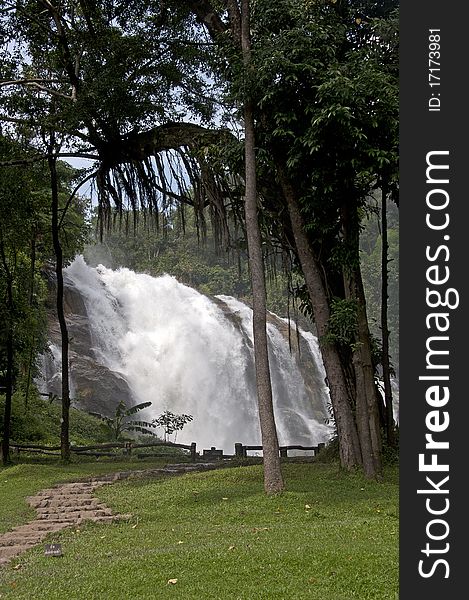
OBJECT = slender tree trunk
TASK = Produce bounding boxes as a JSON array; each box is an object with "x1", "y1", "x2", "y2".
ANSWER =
[
  {"x1": 341, "y1": 201, "x2": 382, "y2": 478},
  {"x1": 24, "y1": 233, "x2": 37, "y2": 407},
  {"x1": 0, "y1": 234, "x2": 13, "y2": 466},
  {"x1": 49, "y1": 152, "x2": 71, "y2": 462},
  {"x1": 380, "y1": 186, "x2": 396, "y2": 447},
  {"x1": 276, "y1": 168, "x2": 362, "y2": 470},
  {"x1": 241, "y1": 0, "x2": 284, "y2": 494},
  {"x1": 1, "y1": 330, "x2": 13, "y2": 466}
]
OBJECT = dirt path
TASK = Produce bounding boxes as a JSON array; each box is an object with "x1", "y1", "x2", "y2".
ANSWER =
[{"x1": 0, "y1": 462, "x2": 218, "y2": 567}]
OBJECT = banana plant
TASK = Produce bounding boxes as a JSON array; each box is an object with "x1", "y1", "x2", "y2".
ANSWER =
[{"x1": 102, "y1": 400, "x2": 156, "y2": 441}]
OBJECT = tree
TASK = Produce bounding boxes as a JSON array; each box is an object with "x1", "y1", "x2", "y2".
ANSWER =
[
  {"x1": 48, "y1": 140, "x2": 72, "y2": 461},
  {"x1": 0, "y1": 130, "x2": 89, "y2": 464},
  {"x1": 101, "y1": 400, "x2": 154, "y2": 441},
  {"x1": 240, "y1": 0, "x2": 284, "y2": 494},
  {"x1": 0, "y1": 138, "x2": 48, "y2": 464},
  {"x1": 152, "y1": 411, "x2": 193, "y2": 443}
]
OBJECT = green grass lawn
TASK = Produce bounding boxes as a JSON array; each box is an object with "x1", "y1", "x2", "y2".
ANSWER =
[{"x1": 0, "y1": 461, "x2": 398, "y2": 600}]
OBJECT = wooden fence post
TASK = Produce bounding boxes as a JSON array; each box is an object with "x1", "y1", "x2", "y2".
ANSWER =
[
  {"x1": 235, "y1": 443, "x2": 244, "y2": 458},
  {"x1": 279, "y1": 447, "x2": 288, "y2": 457},
  {"x1": 124, "y1": 442, "x2": 132, "y2": 456},
  {"x1": 317, "y1": 443, "x2": 325, "y2": 454},
  {"x1": 190, "y1": 442, "x2": 197, "y2": 462}
]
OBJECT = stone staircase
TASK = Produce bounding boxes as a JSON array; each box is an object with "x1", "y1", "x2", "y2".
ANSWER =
[{"x1": 0, "y1": 462, "x2": 219, "y2": 567}]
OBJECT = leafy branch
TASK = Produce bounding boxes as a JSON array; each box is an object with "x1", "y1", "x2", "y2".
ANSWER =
[{"x1": 152, "y1": 411, "x2": 193, "y2": 443}]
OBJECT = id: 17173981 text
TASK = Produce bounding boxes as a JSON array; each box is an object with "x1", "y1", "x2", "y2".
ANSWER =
[{"x1": 428, "y1": 29, "x2": 441, "y2": 112}]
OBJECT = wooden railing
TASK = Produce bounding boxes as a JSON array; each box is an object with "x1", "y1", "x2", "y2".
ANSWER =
[
  {"x1": 10, "y1": 441, "x2": 326, "y2": 462},
  {"x1": 234, "y1": 443, "x2": 325, "y2": 458},
  {"x1": 10, "y1": 441, "x2": 198, "y2": 462}
]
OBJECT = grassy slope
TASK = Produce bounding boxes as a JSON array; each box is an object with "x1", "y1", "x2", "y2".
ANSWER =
[
  {"x1": 0, "y1": 462, "x2": 398, "y2": 600},
  {"x1": 0, "y1": 458, "x2": 172, "y2": 535}
]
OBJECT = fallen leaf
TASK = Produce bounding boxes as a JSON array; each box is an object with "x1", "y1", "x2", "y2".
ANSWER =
[
  {"x1": 305, "y1": 504, "x2": 311, "y2": 509},
  {"x1": 177, "y1": 540, "x2": 184, "y2": 544},
  {"x1": 13, "y1": 565, "x2": 22, "y2": 571},
  {"x1": 228, "y1": 545, "x2": 236, "y2": 551},
  {"x1": 167, "y1": 578, "x2": 178, "y2": 585},
  {"x1": 222, "y1": 497, "x2": 228, "y2": 501}
]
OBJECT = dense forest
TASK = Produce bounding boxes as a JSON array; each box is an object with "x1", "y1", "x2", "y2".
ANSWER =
[{"x1": 0, "y1": 0, "x2": 398, "y2": 491}]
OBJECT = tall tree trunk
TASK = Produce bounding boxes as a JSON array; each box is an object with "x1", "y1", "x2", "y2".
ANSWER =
[
  {"x1": 1, "y1": 329, "x2": 13, "y2": 467},
  {"x1": 241, "y1": 0, "x2": 284, "y2": 494},
  {"x1": 0, "y1": 233, "x2": 13, "y2": 466},
  {"x1": 48, "y1": 152, "x2": 71, "y2": 462},
  {"x1": 24, "y1": 232, "x2": 37, "y2": 407},
  {"x1": 380, "y1": 186, "x2": 396, "y2": 447},
  {"x1": 276, "y1": 168, "x2": 363, "y2": 470},
  {"x1": 341, "y1": 201, "x2": 382, "y2": 478}
]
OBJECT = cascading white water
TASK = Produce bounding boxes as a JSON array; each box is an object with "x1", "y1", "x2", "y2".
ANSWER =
[
  {"x1": 62, "y1": 256, "x2": 332, "y2": 453},
  {"x1": 215, "y1": 296, "x2": 332, "y2": 449},
  {"x1": 36, "y1": 343, "x2": 62, "y2": 392}
]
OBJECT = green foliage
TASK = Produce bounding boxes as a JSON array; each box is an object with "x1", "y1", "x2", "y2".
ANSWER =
[
  {"x1": 0, "y1": 135, "x2": 90, "y2": 388},
  {"x1": 324, "y1": 298, "x2": 358, "y2": 348},
  {"x1": 2, "y1": 1, "x2": 221, "y2": 152},
  {"x1": 100, "y1": 400, "x2": 155, "y2": 441},
  {"x1": 1, "y1": 133, "x2": 91, "y2": 463},
  {"x1": 0, "y1": 389, "x2": 110, "y2": 446},
  {"x1": 152, "y1": 410, "x2": 193, "y2": 442},
  {"x1": 0, "y1": 137, "x2": 49, "y2": 396}
]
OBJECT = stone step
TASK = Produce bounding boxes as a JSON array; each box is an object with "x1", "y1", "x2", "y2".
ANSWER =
[
  {"x1": 28, "y1": 495, "x2": 96, "y2": 508},
  {"x1": 0, "y1": 533, "x2": 44, "y2": 546},
  {"x1": 32, "y1": 486, "x2": 99, "y2": 497},
  {"x1": 37, "y1": 509, "x2": 113, "y2": 520},
  {"x1": 36, "y1": 503, "x2": 108, "y2": 513},
  {"x1": 12, "y1": 521, "x2": 71, "y2": 533}
]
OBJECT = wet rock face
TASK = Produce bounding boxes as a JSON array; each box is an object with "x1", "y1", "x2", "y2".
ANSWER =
[{"x1": 40, "y1": 270, "x2": 133, "y2": 417}]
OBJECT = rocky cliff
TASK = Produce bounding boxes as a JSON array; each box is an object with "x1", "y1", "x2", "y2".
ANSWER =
[{"x1": 38, "y1": 268, "x2": 133, "y2": 417}]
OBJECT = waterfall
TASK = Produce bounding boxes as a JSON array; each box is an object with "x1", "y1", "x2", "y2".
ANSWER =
[{"x1": 48, "y1": 256, "x2": 333, "y2": 453}]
